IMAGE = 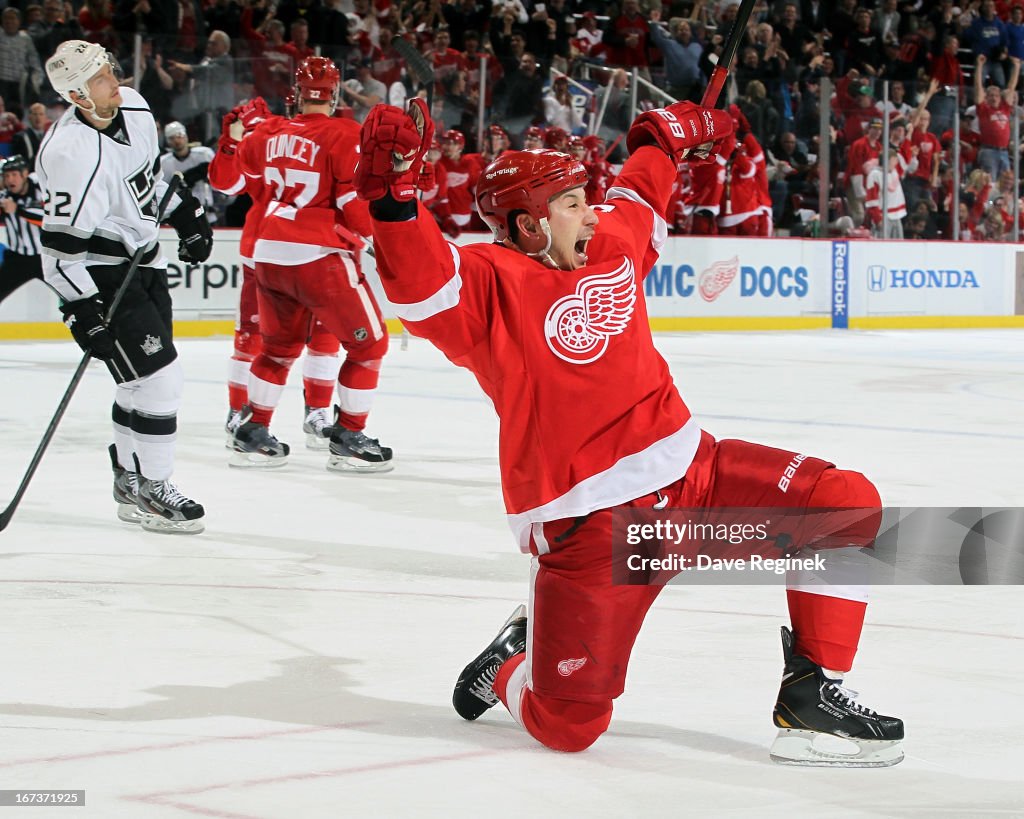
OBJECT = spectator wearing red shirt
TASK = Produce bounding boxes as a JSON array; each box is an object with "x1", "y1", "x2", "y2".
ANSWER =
[
  {"x1": 462, "y1": 30, "x2": 502, "y2": 110},
  {"x1": 929, "y1": 34, "x2": 966, "y2": 88},
  {"x1": 836, "y1": 75, "x2": 879, "y2": 147},
  {"x1": 430, "y1": 28, "x2": 467, "y2": 99},
  {"x1": 372, "y1": 25, "x2": 406, "y2": 91},
  {"x1": 285, "y1": 20, "x2": 316, "y2": 64},
  {"x1": 78, "y1": 0, "x2": 119, "y2": 54},
  {"x1": 572, "y1": 11, "x2": 606, "y2": 61},
  {"x1": 846, "y1": 117, "x2": 883, "y2": 226},
  {"x1": 604, "y1": 0, "x2": 650, "y2": 74},
  {"x1": 906, "y1": 106, "x2": 943, "y2": 211},
  {"x1": 972, "y1": 53, "x2": 1020, "y2": 178},
  {"x1": 242, "y1": 10, "x2": 295, "y2": 107}
]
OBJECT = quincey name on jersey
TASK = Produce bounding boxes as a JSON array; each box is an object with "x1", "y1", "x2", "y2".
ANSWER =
[
  {"x1": 35, "y1": 86, "x2": 175, "y2": 301},
  {"x1": 236, "y1": 112, "x2": 365, "y2": 265}
]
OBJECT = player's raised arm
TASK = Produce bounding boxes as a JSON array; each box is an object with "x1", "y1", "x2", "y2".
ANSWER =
[{"x1": 355, "y1": 101, "x2": 495, "y2": 359}]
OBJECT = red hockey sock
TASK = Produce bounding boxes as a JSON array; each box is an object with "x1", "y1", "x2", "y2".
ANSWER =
[
  {"x1": 787, "y1": 589, "x2": 866, "y2": 673},
  {"x1": 228, "y1": 382, "x2": 248, "y2": 412},
  {"x1": 248, "y1": 406, "x2": 274, "y2": 427}
]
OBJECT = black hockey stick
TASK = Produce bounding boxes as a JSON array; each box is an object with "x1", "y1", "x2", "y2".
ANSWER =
[
  {"x1": 391, "y1": 35, "x2": 436, "y2": 113},
  {"x1": 701, "y1": 0, "x2": 758, "y2": 108},
  {"x1": 0, "y1": 174, "x2": 182, "y2": 533}
]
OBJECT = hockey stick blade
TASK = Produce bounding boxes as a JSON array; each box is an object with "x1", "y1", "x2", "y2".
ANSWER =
[
  {"x1": 0, "y1": 175, "x2": 183, "y2": 533},
  {"x1": 391, "y1": 36, "x2": 436, "y2": 110},
  {"x1": 701, "y1": 0, "x2": 758, "y2": 108}
]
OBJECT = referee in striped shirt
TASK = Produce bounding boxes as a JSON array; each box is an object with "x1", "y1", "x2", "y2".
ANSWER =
[{"x1": 0, "y1": 154, "x2": 44, "y2": 304}]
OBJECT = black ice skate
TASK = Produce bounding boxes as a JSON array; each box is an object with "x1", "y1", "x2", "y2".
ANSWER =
[
  {"x1": 326, "y1": 427, "x2": 393, "y2": 474},
  {"x1": 230, "y1": 408, "x2": 290, "y2": 468},
  {"x1": 109, "y1": 444, "x2": 142, "y2": 524},
  {"x1": 136, "y1": 473, "x2": 205, "y2": 535},
  {"x1": 771, "y1": 626, "x2": 904, "y2": 767},
  {"x1": 453, "y1": 605, "x2": 527, "y2": 721},
  {"x1": 303, "y1": 404, "x2": 334, "y2": 451}
]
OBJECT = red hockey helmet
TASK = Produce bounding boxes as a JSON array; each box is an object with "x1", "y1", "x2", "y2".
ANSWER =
[
  {"x1": 476, "y1": 149, "x2": 589, "y2": 243},
  {"x1": 523, "y1": 126, "x2": 544, "y2": 143},
  {"x1": 441, "y1": 128, "x2": 465, "y2": 147},
  {"x1": 295, "y1": 57, "x2": 340, "y2": 110},
  {"x1": 543, "y1": 126, "x2": 568, "y2": 149}
]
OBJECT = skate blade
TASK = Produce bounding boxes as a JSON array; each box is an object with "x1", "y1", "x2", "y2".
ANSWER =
[
  {"x1": 770, "y1": 729, "x2": 904, "y2": 768},
  {"x1": 140, "y1": 515, "x2": 205, "y2": 535},
  {"x1": 229, "y1": 450, "x2": 289, "y2": 468},
  {"x1": 326, "y1": 454, "x2": 394, "y2": 474},
  {"x1": 116, "y1": 504, "x2": 144, "y2": 524},
  {"x1": 305, "y1": 432, "x2": 331, "y2": 451}
]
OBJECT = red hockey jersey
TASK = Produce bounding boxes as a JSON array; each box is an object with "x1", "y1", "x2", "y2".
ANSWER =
[
  {"x1": 237, "y1": 112, "x2": 363, "y2": 264},
  {"x1": 371, "y1": 147, "x2": 699, "y2": 550},
  {"x1": 439, "y1": 152, "x2": 484, "y2": 224}
]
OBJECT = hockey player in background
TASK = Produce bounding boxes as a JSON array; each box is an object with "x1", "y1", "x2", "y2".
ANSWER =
[
  {"x1": 354, "y1": 98, "x2": 905, "y2": 766},
  {"x1": 232, "y1": 56, "x2": 392, "y2": 473},
  {"x1": 437, "y1": 129, "x2": 482, "y2": 237},
  {"x1": 38, "y1": 41, "x2": 212, "y2": 534},
  {"x1": 0, "y1": 155, "x2": 45, "y2": 305},
  {"x1": 717, "y1": 135, "x2": 762, "y2": 236},
  {"x1": 209, "y1": 97, "x2": 347, "y2": 453},
  {"x1": 159, "y1": 121, "x2": 217, "y2": 224}
]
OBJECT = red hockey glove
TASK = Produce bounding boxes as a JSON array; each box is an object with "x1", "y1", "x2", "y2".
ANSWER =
[
  {"x1": 417, "y1": 161, "x2": 436, "y2": 192},
  {"x1": 441, "y1": 217, "x2": 461, "y2": 239},
  {"x1": 626, "y1": 101, "x2": 734, "y2": 162},
  {"x1": 218, "y1": 97, "x2": 270, "y2": 154},
  {"x1": 356, "y1": 98, "x2": 434, "y2": 201},
  {"x1": 238, "y1": 96, "x2": 270, "y2": 132}
]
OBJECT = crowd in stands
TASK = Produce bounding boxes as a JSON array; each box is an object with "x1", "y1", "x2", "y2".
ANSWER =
[{"x1": 2, "y1": 0, "x2": 1024, "y2": 240}]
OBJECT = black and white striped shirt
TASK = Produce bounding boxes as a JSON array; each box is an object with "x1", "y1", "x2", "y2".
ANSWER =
[{"x1": 0, "y1": 175, "x2": 44, "y2": 256}]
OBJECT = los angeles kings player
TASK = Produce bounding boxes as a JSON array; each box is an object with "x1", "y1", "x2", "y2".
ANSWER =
[{"x1": 37, "y1": 41, "x2": 213, "y2": 533}]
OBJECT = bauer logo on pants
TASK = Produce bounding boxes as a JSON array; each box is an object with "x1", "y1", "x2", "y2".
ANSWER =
[{"x1": 544, "y1": 258, "x2": 636, "y2": 364}]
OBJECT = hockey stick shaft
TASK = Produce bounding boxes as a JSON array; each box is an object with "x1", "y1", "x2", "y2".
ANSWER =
[
  {"x1": 700, "y1": 0, "x2": 758, "y2": 108},
  {"x1": 0, "y1": 175, "x2": 182, "y2": 533}
]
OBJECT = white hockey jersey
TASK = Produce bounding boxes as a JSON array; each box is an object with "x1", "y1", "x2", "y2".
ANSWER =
[
  {"x1": 159, "y1": 144, "x2": 216, "y2": 221},
  {"x1": 35, "y1": 87, "x2": 178, "y2": 302}
]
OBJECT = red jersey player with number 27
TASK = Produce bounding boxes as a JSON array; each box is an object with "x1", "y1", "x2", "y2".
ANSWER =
[
  {"x1": 355, "y1": 99, "x2": 905, "y2": 766},
  {"x1": 233, "y1": 57, "x2": 393, "y2": 473}
]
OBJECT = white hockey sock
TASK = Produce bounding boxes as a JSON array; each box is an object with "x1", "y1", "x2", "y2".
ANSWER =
[{"x1": 503, "y1": 659, "x2": 529, "y2": 727}]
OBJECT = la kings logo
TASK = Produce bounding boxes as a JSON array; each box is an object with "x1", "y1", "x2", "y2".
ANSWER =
[{"x1": 125, "y1": 161, "x2": 158, "y2": 221}]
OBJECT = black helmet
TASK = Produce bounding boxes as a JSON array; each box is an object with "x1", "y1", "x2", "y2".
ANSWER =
[{"x1": 2, "y1": 155, "x2": 29, "y2": 173}]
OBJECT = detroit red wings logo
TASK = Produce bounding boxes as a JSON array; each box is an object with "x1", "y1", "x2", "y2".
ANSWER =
[
  {"x1": 698, "y1": 256, "x2": 738, "y2": 302},
  {"x1": 544, "y1": 259, "x2": 637, "y2": 364},
  {"x1": 557, "y1": 657, "x2": 587, "y2": 677}
]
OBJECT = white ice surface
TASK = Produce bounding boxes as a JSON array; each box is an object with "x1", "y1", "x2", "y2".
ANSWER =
[{"x1": 0, "y1": 330, "x2": 1022, "y2": 818}]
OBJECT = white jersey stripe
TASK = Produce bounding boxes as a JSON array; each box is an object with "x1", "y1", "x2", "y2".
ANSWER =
[
  {"x1": 391, "y1": 243, "x2": 464, "y2": 322},
  {"x1": 508, "y1": 417, "x2": 701, "y2": 552}
]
